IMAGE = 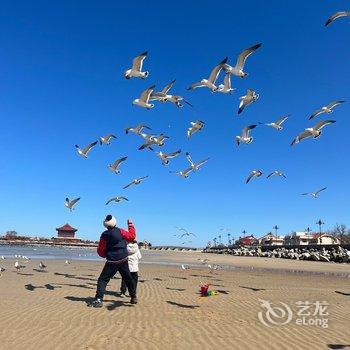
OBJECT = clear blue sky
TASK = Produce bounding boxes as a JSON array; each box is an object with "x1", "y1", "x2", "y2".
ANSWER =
[{"x1": 1, "y1": 1, "x2": 349, "y2": 246}]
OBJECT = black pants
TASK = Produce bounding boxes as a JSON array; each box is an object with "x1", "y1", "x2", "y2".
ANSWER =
[
  {"x1": 121, "y1": 272, "x2": 138, "y2": 294},
  {"x1": 95, "y1": 261, "x2": 136, "y2": 300}
]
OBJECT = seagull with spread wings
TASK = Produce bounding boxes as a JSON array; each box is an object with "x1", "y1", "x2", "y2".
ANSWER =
[
  {"x1": 170, "y1": 167, "x2": 194, "y2": 178},
  {"x1": 187, "y1": 57, "x2": 228, "y2": 92},
  {"x1": 123, "y1": 176, "x2": 148, "y2": 189},
  {"x1": 99, "y1": 134, "x2": 117, "y2": 145},
  {"x1": 108, "y1": 156, "x2": 127, "y2": 174},
  {"x1": 217, "y1": 73, "x2": 235, "y2": 94},
  {"x1": 65, "y1": 197, "x2": 81, "y2": 211},
  {"x1": 267, "y1": 171, "x2": 286, "y2": 179},
  {"x1": 155, "y1": 149, "x2": 181, "y2": 165},
  {"x1": 124, "y1": 51, "x2": 149, "y2": 79},
  {"x1": 309, "y1": 100, "x2": 345, "y2": 120},
  {"x1": 301, "y1": 187, "x2": 327, "y2": 198},
  {"x1": 236, "y1": 125, "x2": 257, "y2": 145},
  {"x1": 105, "y1": 196, "x2": 128, "y2": 205},
  {"x1": 75, "y1": 141, "x2": 98, "y2": 158},
  {"x1": 325, "y1": 11, "x2": 350, "y2": 26},
  {"x1": 223, "y1": 43, "x2": 262, "y2": 78},
  {"x1": 291, "y1": 120, "x2": 336, "y2": 146},
  {"x1": 238, "y1": 89, "x2": 259, "y2": 114},
  {"x1": 139, "y1": 134, "x2": 169, "y2": 150},
  {"x1": 246, "y1": 170, "x2": 263, "y2": 184},
  {"x1": 125, "y1": 124, "x2": 151, "y2": 135},
  {"x1": 185, "y1": 152, "x2": 209, "y2": 171},
  {"x1": 263, "y1": 115, "x2": 289, "y2": 131},
  {"x1": 133, "y1": 85, "x2": 156, "y2": 109},
  {"x1": 187, "y1": 120, "x2": 205, "y2": 138}
]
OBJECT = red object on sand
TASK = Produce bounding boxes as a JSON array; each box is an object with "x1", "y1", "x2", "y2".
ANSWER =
[{"x1": 200, "y1": 283, "x2": 211, "y2": 297}]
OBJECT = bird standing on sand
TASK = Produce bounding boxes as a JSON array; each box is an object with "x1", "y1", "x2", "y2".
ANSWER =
[
  {"x1": 238, "y1": 89, "x2": 259, "y2": 114},
  {"x1": 14, "y1": 261, "x2": 25, "y2": 272},
  {"x1": 263, "y1": 116, "x2": 289, "y2": 131},
  {"x1": 223, "y1": 43, "x2": 262, "y2": 78},
  {"x1": 124, "y1": 51, "x2": 149, "y2": 79},
  {"x1": 181, "y1": 264, "x2": 189, "y2": 270},
  {"x1": 65, "y1": 197, "x2": 80, "y2": 211},
  {"x1": 123, "y1": 176, "x2": 148, "y2": 189},
  {"x1": 0, "y1": 267, "x2": 5, "y2": 276},
  {"x1": 187, "y1": 120, "x2": 205, "y2": 138},
  {"x1": 105, "y1": 196, "x2": 129, "y2": 205},
  {"x1": 246, "y1": 170, "x2": 263, "y2": 184},
  {"x1": 325, "y1": 11, "x2": 350, "y2": 26},
  {"x1": 65, "y1": 260, "x2": 70, "y2": 265},
  {"x1": 125, "y1": 124, "x2": 151, "y2": 135},
  {"x1": 267, "y1": 171, "x2": 286, "y2": 179},
  {"x1": 187, "y1": 57, "x2": 228, "y2": 92},
  {"x1": 155, "y1": 149, "x2": 181, "y2": 165},
  {"x1": 99, "y1": 134, "x2": 117, "y2": 145},
  {"x1": 236, "y1": 125, "x2": 257, "y2": 145},
  {"x1": 133, "y1": 85, "x2": 156, "y2": 109},
  {"x1": 301, "y1": 187, "x2": 327, "y2": 198},
  {"x1": 291, "y1": 120, "x2": 336, "y2": 146},
  {"x1": 75, "y1": 141, "x2": 98, "y2": 158},
  {"x1": 1, "y1": 256, "x2": 5, "y2": 260},
  {"x1": 108, "y1": 157, "x2": 127, "y2": 174},
  {"x1": 309, "y1": 101, "x2": 345, "y2": 120},
  {"x1": 185, "y1": 152, "x2": 209, "y2": 171},
  {"x1": 39, "y1": 261, "x2": 47, "y2": 271},
  {"x1": 217, "y1": 74, "x2": 235, "y2": 94}
]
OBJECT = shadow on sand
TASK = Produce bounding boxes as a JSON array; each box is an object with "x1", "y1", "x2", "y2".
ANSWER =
[
  {"x1": 166, "y1": 287, "x2": 186, "y2": 292},
  {"x1": 335, "y1": 291, "x2": 350, "y2": 296},
  {"x1": 64, "y1": 296, "x2": 133, "y2": 310},
  {"x1": 327, "y1": 345, "x2": 350, "y2": 349},
  {"x1": 166, "y1": 301, "x2": 199, "y2": 309},
  {"x1": 239, "y1": 286, "x2": 266, "y2": 292}
]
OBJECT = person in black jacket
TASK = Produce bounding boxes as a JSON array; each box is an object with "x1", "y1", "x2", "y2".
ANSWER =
[{"x1": 87, "y1": 215, "x2": 137, "y2": 308}]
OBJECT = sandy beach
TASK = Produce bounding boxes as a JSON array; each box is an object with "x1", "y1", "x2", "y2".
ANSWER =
[{"x1": 0, "y1": 251, "x2": 349, "y2": 350}]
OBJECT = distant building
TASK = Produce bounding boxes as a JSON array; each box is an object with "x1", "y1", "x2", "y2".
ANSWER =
[
  {"x1": 54, "y1": 223, "x2": 79, "y2": 243},
  {"x1": 236, "y1": 235, "x2": 258, "y2": 247},
  {"x1": 284, "y1": 231, "x2": 314, "y2": 245},
  {"x1": 259, "y1": 233, "x2": 285, "y2": 246},
  {"x1": 310, "y1": 233, "x2": 340, "y2": 245}
]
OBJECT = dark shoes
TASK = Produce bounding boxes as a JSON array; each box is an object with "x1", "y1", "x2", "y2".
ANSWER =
[
  {"x1": 130, "y1": 297, "x2": 138, "y2": 304},
  {"x1": 87, "y1": 298, "x2": 103, "y2": 308}
]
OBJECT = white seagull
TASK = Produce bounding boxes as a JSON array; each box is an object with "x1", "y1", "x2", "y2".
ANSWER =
[
  {"x1": 39, "y1": 261, "x2": 46, "y2": 270},
  {"x1": 133, "y1": 85, "x2": 156, "y2": 109},
  {"x1": 301, "y1": 187, "x2": 327, "y2": 198},
  {"x1": 325, "y1": 11, "x2": 350, "y2": 26},
  {"x1": 267, "y1": 171, "x2": 286, "y2": 179},
  {"x1": 217, "y1": 73, "x2": 235, "y2": 94},
  {"x1": 291, "y1": 120, "x2": 336, "y2": 146},
  {"x1": 14, "y1": 261, "x2": 25, "y2": 272},
  {"x1": 238, "y1": 89, "x2": 259, "y2": 114},
  {"x1": 309, "y1": 100, "x2": 346, "y2": 120},
  {"x1": 246, "y1": 170, "x2": 263, "y2": 184},
  {"x1": 181, "y1": 264, "x2": 190, "y2": 270},
  {"x1": 170, "y1": 167, "x2": 194, "y2": 178},
  {"x1": 65, "y1": 260, "x2": 70, "y2": 265},
  {"x1": 187, "y1": 57, "x2": 228, "y2": 92},
  {"x1": 1, "y1": 256, "x2": 5, "y2": 260},
  {"x1": 99, "y1": 134, "x2": 117, "y2": 145},
  {"x1": 108, "y1": 156, "x2": 127, "y2": 174},
  {"x1": 139, "y1": 134, "x2": 169, "y2": 150},
  {"x1": 263, "y1": 115, "x2": 289, "y2": 131},
  {"x1": 75, "y1": 141, "x2": 98, "y2": 158},
  {"x1": 223, "y1": 43, "x2": 262, "y2": 78},
  {"x1": 105, "y1": 196, "x2": 129, "y2": 205},
  {"x1": 185, "y1": 152, "x2": 209, "y2": 171},
  {"x1": 65, "y1": 197, "x2": 81, "y2": 211},
  {"x1": 155, "y1": 149, "x2": 181, "y2": 165},
  {"x1": 123, "y1": 176, "x2": 148, "y2": 189},
  {"x1": 187, "y1": 120, "x2": 205, "y2": 138},
  {"x1": 124, "y1": 51, "x2": 149, "y2": 79},
  {"x1": 125, "y1": 124, "x2": 151, "y2": 135},
  {"x1": 236, "y1": 125, "x2": 257, "y2": 145}
]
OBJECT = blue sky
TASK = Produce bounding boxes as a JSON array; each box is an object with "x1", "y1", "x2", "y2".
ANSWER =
[{"x1": 1, "y1": 1, "x2": 349, "y2": 246}]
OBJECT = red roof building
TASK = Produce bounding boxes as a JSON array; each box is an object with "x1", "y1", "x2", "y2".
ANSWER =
[
  {"x1": 56, "y1": 223, "x2": 77, "y2": 240},
  {"x1": 236, "y1": 235, "x2": 258, "y2": 246}
]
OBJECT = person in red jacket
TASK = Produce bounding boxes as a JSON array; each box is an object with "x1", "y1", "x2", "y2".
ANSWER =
[{"x1": 87, "y1": 215, "x2": 137, "y2": 308}]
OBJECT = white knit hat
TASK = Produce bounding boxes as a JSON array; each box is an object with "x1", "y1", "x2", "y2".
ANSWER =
[{"x1": 104, "y1": 214, "x2": 117, "y2": 228}]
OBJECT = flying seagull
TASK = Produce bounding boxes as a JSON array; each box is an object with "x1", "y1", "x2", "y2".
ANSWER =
[
  {"x1": 99, "y1": 134, "x2": 117, "y2": 145},
  {"x1": 75, "y1": 141, "x2": 98, "y2": 158},
  {"x1": 309, "y1": 101, "x2": 346, "y2": 120},
  {"x1": 133, "y1": 85, "x2": 156, "y2": 109},
  {"x1": 325, "y1": 11, "x2": 350, "y2": 26},
  {"x1": 267, "y1": 171, "x2": 286, "y2": 179},
  {"x1": 180, "y1": 231, "x2": 196, "y2": 238},
  {"x1": 236, "y1": 125, "x2": 257, "y2": 145},
  {"x1": 139, "y1": 134, "x2": 169, "y2": 150},
  {"x1": 65, "y1": 197, "x2": 80, "y2": 211},
  {"x1": 187, "y1": 120, "x2": 205, "y2": 138},
  {"x1": 108, "y1": 156, "x2": 127, "y2": 174},
  {"x1": 105, "y1": 196, "x2": 129, "y2": 205},
  {"x1": 124, "y1": 51, "x2": 149, "y2": 79},
  {"x1": 217, "y1": 73, "x2": 235, "y2": 94},
  {"x1": 185, "y1": 152, "x2": 209, "y2": 171},
  {"x1": 301, "y1": 187, "x2": 327, "y2": 198},
  {"x1": 223, "y1": 43, "x2": 262, "y2": 78},
  {"x1": 123, "y1": 176, "x2": 148, "y2": 189},
  {"x1": 150, "y1": 79, "x2": 192, "y2": 108},
  {"x1": 170, "y1": 167, "x2": 194, "y2": 178},
  {"x1": 291, "y1": 120, "x2": 336, "y2": 146},
  {"x1": 263, "y1": 115, "x2": 289, "y2": 131},
  {"x1": 246, "y1": 170, "x2": 263, "y2": 184},
  {"x1": 155, "y1": 149, "x2": 181, "y2": 165},
  {"x1": 187, "y1": 57, "x2": 228, "y2": 92},
  {"x1": 238, "y1": 89, "x2": 259, "y2": 114},
  {"x1": 125, "y1": 124, "x2": 151, "y2": 135}
]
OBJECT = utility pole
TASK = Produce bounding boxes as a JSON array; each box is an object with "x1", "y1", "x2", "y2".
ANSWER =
[
  {"x1": 305, "y1": 227, "x2": 312, "y2": 234},
  {"x1": 273, "y1": 225, "x2": 279, "y2": 237},
  {"x1": 316, "y1": 219, "x2": 324, "y2": 234}
]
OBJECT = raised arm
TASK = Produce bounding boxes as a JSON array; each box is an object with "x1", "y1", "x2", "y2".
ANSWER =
[{"x1": 120, "y1": 219, "x2": 136, "y2": 241}]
